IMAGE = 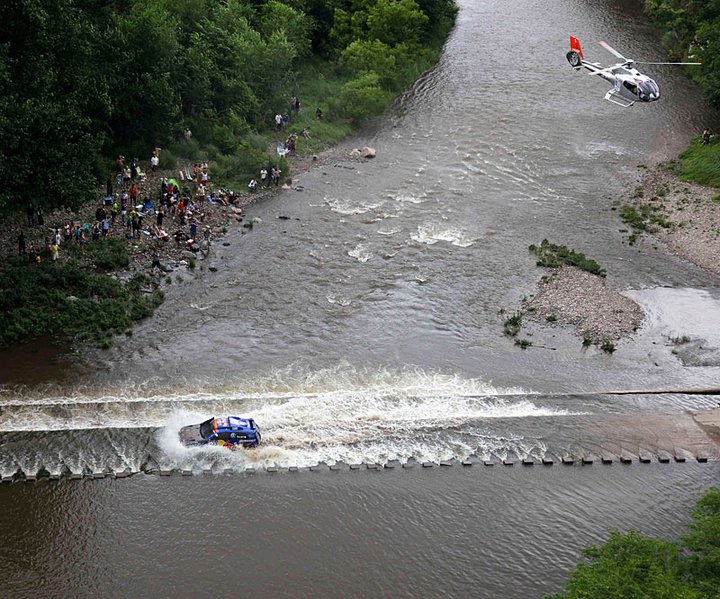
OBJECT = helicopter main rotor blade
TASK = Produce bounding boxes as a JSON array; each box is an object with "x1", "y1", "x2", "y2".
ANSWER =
[
  {"x1": 636, "y1": 61, "x2": 702, "y2": 65},
  {"x1": 598, "y1": 40, "x2": 627, "y2": 61}
]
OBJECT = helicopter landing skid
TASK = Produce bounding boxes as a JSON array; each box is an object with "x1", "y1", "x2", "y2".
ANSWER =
[{"x1": 604, "y1": 89, "x2": 634, "y2": 107}]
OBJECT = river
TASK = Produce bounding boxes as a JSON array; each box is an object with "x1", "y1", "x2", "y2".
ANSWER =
[{"x1": 2, "y1": 0, "x2": 720, "y2": 596}]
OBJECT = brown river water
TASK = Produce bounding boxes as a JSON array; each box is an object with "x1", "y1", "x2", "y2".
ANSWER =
[{"x1": 3, "y1": 0, "x2": 720, "y2": 596}]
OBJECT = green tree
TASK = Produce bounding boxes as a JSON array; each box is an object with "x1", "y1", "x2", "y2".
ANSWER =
[
  {"x1": 337, "y1": 71, "x2": 391, "y2": 124},
  {"x1": 339, "y1": 39, "x2": 396, "y2": 85},
  {"x1": 366, "y1": 0, "x2": 429, "y2": 46},
  {"x1": 257, "y1": 0, "x2": 314, "y2": 57},
  {"x1": 684, "y1": 487, "x2": 720, "y2": 596},
  {"x1": 548, "y1": 531, "x2": 699, "y2": 599},
  {"x1": 0, "y1": 0, "x2": 108, "y2": 211},
  {"x1": 550, "y1": 487, "x2": 720, "y2": 598}
]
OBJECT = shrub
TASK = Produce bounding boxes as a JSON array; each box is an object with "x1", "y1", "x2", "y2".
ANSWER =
[
  {"x1": 528, "y1": 240, "x2": 606, "y2": 277},
  {"x1": 503, "y1": 312, "x2": 523, "y2": 337},
  {"x1": 338, "y1": 73, "x2": 393, "y2": 125}
]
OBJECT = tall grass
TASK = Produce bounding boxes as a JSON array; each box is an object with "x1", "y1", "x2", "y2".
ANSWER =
[{"x1": 678, "y1": 137, "x2": 720, "y2": 188}]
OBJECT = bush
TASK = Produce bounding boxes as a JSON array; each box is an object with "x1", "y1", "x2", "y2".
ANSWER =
[
  {"x1": 528, "y1": 240, "x2": 606, "y2": 277},
  {"x1": 549, "y1": 486, "x2": 720, "y2": 598},
  {"x1": 0, "y1": 261, "x2": 163, "y2": 348},
  {"x1": 337, "y1": 73, "x2": 393, "y2": 125}
]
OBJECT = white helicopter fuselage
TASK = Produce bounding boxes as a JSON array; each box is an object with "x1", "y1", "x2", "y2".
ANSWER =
[
  {"x1": 579, "y1": 60, "x2": 660, "y2": 106},
  {"x1": 566, "y1": 37, "x2": 676, "y2": 107}
]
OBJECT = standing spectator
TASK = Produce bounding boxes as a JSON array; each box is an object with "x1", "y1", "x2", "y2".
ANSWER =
[
  {"x1": 275, "y1": 113, "x2": 283, "y2": 131},
  {"x1": 260, "y1": 168, "x2": 268, "y2": 188},
  {"x1": 703, "y1": 128, "x2": 711, "y2": 145},
  {"x1": 282, "y1": 113, "x2": 289, "y2": 128},
  {"x1": 18, "y1": 230, "x2": 26, "y2": 255},
  {"x1": 51, "y1": 240, "x2": 59, "y2": 262},
  {"x1": 36, "y1": 205, "x2": 44, "y2": 227},
  {"x1": 151, "y1": 150, "x2": 159, "y2": 175},
  {"x1": 248, "y1": 178, "x2": 257, "y2": 192},
  {"x1": 316, "y1": 107, "x2": 323, "y2": 120},
  {"x1": 130, "y1": 158, "x2": 139, "y2": 179},
  {"x1": 156, "y1": 205, "x2": 165, "y2": 228},
  {"x1": 106, "y1": 176, "x2": 113, "y2": 197},
  {"x1": 129, "y1": 183, "x2": 139, "y2": 205},
  {"x1": 27, "y1": 202, "x2": 35, "y2": 226}
]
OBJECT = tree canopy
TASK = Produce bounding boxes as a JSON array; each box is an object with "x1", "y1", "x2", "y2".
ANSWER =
[
  {"x1": 0, "y1": 0, "x2": 457, "y2": 212},
  {"x1": 643, "y1": 0, "x2": 720, "y2": 106},
  {"x1": 549, "y1": 487, "x2": 720, "y2": 598}
]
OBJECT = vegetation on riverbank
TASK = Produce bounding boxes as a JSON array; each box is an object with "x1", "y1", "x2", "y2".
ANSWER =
[
  {"x1": 643, "y1": 1, "x2": 719, "y2": 106},
  {"x1": 528, "y1": 240, "x2": 606, "y2": 277},
  {"x1": 674, "y1": 137, "x2": 720, "y2": 191},
  {"x1": 548, "y1": 486, "x2": 720, "y2": 598},
  {"x1": 0, "y1": 255, "x2": 163, "y2": 349},
  {"x1": 0, "y1": 0, "x2": 457, "y2": 350},
  {"x1": 0, "y1": 0, "x2": 457, "y2": 213}
]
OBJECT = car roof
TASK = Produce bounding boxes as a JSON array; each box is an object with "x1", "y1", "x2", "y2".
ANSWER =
[{"x1": 212, "y1": 416, "x2": 253, "y2": 431}]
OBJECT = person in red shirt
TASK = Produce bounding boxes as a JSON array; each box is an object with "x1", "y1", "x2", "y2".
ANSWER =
[{"x1": 129, "y1": 183, "x2": 138, "y2": 203}]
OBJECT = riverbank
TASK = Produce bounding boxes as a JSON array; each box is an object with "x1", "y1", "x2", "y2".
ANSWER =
[
  {"x1": 514, "y1": 146, "x2": 720, "y2": 349},
  {"x1": 622, "y1": 163, "x2": 720, "y2": 276}
]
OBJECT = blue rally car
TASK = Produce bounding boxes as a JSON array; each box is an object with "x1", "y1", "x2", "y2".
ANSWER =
[{"x1": 179, "y1": 416, "x2": 262, "y2": 449}]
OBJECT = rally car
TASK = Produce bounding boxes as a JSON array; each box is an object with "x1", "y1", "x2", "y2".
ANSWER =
[{"x1": 179, "y1": 416, "x2": 261, "y2": 449}]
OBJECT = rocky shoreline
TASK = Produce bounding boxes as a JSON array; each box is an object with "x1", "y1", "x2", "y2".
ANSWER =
[
  {"x1": 1, "y1": 146, "x2": 349, "y2": 276},
  {"x1": 627, "y1": 164, "x2": 720, "y2": 276},
  {"x1": 520, "y1": 163, "x2": 720, "y2": 345}
]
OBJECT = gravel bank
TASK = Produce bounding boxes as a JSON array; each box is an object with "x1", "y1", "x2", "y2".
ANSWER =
[
  {"x1": 630, "y1": 165, "x2": 720, "y2": 275},
  {"x1": 526, "y1": 266, "x2": 645, "y2": 342}
]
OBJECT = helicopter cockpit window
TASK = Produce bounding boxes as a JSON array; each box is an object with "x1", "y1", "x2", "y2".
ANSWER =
[
  {"x1": 636, "y1": 80, "x2": 659, "y2": 100},
  {"x1": 622, "y1": 81, "x2": 638, "y2": 95}
]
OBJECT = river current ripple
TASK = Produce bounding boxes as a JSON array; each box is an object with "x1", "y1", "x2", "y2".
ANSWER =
[{"x1": 2, "y1": 0, "x2": 720, "y2": 597}]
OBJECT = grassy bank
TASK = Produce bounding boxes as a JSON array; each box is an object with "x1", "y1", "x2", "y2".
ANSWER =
[{"x1": 675, "y1": 136, "x2": 720, "y2": 191}]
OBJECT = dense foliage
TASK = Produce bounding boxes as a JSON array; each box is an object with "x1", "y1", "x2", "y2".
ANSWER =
[
  {"x1": 0, "y1": 258, "x2": 164, "y2": 349},
  {"x1": 548, "y1": 487, "x2": 720, "y2": 598},
  {"x1": 643, "y1": 0, "x2": 720, "y2": 105},
  {"x1": 0, "y1": 0, "x2": 457, "y2": 212}
]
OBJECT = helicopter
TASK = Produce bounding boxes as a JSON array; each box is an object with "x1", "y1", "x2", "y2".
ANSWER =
[{"x1": 566, "y1": 36, "x2": 701, "y2": 107}]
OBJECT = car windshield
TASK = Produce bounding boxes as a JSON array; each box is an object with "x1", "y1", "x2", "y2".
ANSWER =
[{"x1": 199, "y1": 418, "x2": 215, "y2": 439}]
